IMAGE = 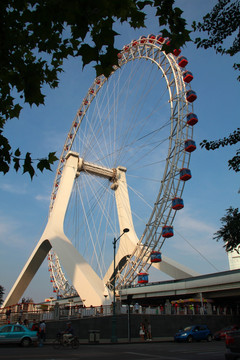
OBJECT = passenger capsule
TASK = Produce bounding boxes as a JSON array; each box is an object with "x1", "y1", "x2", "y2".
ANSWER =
[
  {"x1": 156, "y1": 35, "x2": 165, "y2": 43},
  {"x1": 173, "y1": 49, "x2": 181, "y2": 56},
  {"x1": 140, "y1": 35, "x2": 147, "y2": 44},
  {"x1": 172, "y1": 197, "x2": 184, "y2": 210},
  {"x1": 185, "y1": 139, "x2": 196, "y2": 153},
  {"x1": 183, "y1": 71, "x2": 193, "y2": 83},
  {"x1": 178, "y1": 56, "x2": 188, "y2": 68},
  {"x1": 186, "y1": 90, "x2": 197, "y2": 103},
  {"x1": 180, "y1": 168, "x2": 192, "y2": 181},
  {"x1": 148, "y1": 34, "x2": 155, "y2": 43},
  {"x1": 186, "y1": 113, "x2": 198, "y2": 126},
  {"x1": 150, "y1": 251, "x2": 162, "y2": 263},
  {"x1": 162, "y1": 226, "x2": 174, "y2": 238},
  {"x1": 138, "y1": 273, "x2": 149, "y2": 284}
]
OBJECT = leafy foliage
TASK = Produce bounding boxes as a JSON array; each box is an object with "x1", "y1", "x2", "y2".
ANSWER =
[
  {"x1": 193, "y1": 0, "x2": 240, "y2": 81},
  {"x1": 214, "y1": 207, "x2": 240, "y2": 252},
  {"x1": 0, "y1": 0, "x2": 190, "y2": 178},
  {"x1": 0, "y1": 285, "x2": 4, "y2": 306},
  {"x1": 200, "y1": 128, "x2": 240, "y2": 172}
]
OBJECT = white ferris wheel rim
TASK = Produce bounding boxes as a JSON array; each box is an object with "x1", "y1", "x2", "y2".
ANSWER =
[{"x1": 48, "y1": 34, "x2": 195, "y2": 297}]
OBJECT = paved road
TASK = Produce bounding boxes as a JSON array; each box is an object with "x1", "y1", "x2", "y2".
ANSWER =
[{"x1": 0, "y1": 341, "x2": 226, "y2": 360}]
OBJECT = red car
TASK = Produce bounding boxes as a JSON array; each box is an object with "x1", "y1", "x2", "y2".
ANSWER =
[{"x1": 214, "y1": 325, "x2": 239, "y2": 340}]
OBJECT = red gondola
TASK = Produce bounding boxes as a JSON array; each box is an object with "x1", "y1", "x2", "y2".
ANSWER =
[
  {"x1": 186, "y1": 113, "x2": 198, "y2": 126},
  {"x1": 162, "y1": 226, "x2": 174, "y2": 238},
  {"x1": 140, "y1": 35, "x2": 147, "y2": 44},
  {"x1": 172, "y1": 197, "x2": 184, "y2": 210},
  {"x1": 178, "y1": 56, "x2": 188, "y2": 68},
  {"x1": 183, "y1": 71, "x2": 193, "y2": 83},
  {"x1": 132, "y1": 39, "x2": 138, "y2": 47},
  {"x1": 173, "y1": 49, "x2": 181, "y2": 56},
  {"x1": 156, "y1": 35, "x2": 165, "y2": 43},
  {"x1": 148, "y1": 34, "x2": 155, "y2": 43},
  {"x1": 150, "y1": 251, "x2": 162, "y2": 263},
  {"x1": 180, "y1": 168, "x2": 192, "y2": 181},
  {"x1": 186, "y1": 90, "x2": 197, "y2": 103},
  {"x1": 185, "y1": 139, "x2": 196, "y2": 153},
  {"x1": 138, "y1": 273, "x2": 149, "y2": 284}
]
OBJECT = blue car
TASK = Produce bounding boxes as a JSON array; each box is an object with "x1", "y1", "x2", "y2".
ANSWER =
[
  {"x1": 174, "y1": 325, "x2": 212, "y2": 343},
  {"x1": 0, "y1": 324, "x2": 38, "y2": 347}
]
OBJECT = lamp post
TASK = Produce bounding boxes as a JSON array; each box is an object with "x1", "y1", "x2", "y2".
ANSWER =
[{"x1": 111, "y1": 228, "x2": 129, "y2": 343}]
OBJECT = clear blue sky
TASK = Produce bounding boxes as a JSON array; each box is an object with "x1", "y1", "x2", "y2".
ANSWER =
[{"x1": 0, "y1": 0, "x2": 239, "y2": 304}]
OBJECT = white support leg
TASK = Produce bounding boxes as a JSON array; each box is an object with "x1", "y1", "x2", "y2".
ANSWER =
[
  {"x1": 104, "y1": 167, "x2": 139, "y2": 284},
  {"x1": 3, "y1": 152, "x2": 109, "y2": 308}
]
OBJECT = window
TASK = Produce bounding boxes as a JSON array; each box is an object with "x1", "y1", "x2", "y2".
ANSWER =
[
  {"x1": 0, "y1": 326, "x2": 12, "y2": 333},
  {"x1": 13, "y1": 326, "x2": 24, "y2": 332}
]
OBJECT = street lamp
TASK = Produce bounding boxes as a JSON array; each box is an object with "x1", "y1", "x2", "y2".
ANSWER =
[{"x1": 111, "y1": 228, "x2": 129, "y2": 343}]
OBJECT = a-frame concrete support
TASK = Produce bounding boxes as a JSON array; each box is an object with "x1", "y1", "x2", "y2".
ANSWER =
[{"x1": 3, "y1": 152, "x2": 109, "y2": 308}]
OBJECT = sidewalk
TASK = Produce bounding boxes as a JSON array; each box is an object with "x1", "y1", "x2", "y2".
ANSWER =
[{"x1": 45, "y1": 336, "x2": 174, "y2": 345}]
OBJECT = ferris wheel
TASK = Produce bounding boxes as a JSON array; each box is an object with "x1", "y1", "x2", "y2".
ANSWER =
[{"x1": 47, "y1": 34, "x2": 198, "y2": 299}]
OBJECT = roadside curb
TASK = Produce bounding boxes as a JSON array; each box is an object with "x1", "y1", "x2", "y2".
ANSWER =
[{"x1": 44, "y1": 337, "x2": 174, "y2": 345}]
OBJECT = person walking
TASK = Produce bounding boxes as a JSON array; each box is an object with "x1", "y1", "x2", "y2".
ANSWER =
[
  {"x1": 38, "y1": 321, "x2": 46, "y2": 347},
  {"x1": 139, "y1": 323, "x2": 145, "y2": 342},
  {"x1": 146, "y1": 321, "x2": 152, "y2": 341}
]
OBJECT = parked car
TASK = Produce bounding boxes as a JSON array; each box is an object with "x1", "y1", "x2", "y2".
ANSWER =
[
  {"x1": 174, "y1": 325, "x2": 212, "y2": 343},
  {"x1": 214, "y1": 325, "x2": 239, "y2": 340},
  {"x1": 0, "y1": 324, "x2": 38, "y2": 347},
  {"x1": 225, "y1": 330, "x2": 240, "y2": 360}
]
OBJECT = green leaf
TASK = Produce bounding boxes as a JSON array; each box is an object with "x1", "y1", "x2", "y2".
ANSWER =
[
  {"x1": 78, "y1": 44, "x2": 99, "y2": 67},
  {"x1": 23, "y1": 153, "x2": 35, "y2": 179},
  {"x1": 48, "y1": 152, "x2": 58, "y2": 164},
  {"x1": 13, "y1": 157, "x2": 21, "y2": 172},
  {"x1": 14, "y1": 148, "x2": 21, "y2": 157},
  {"x1": 37, "y1": 159, "x2": 51, "y2": 172}
]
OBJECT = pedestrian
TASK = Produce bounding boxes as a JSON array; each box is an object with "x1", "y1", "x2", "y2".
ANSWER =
[
  {"x1": 134, "y1": 302, "x2": 139, "y2": 313},
  {"x1": 6, "y1": 309, "x2": 11, "y2": 322},
  {"x1": 23, "y1": 319, "x2": 29, "y2": 328},
  {"x1": 146, "y1": 321, "x2": 152, "y2": 341},
  {"x1": 139, "y1": 322, "x2": 145, "y2": 341},
  {"x1": 38, "y1": 321, "x2": 46, "y2": 347},
  {"x1": 31, "y1": 319, "x2": 39, "y2": 332}
]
